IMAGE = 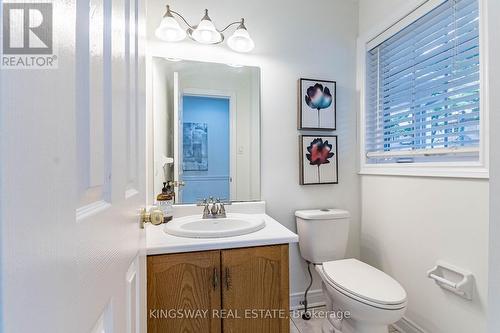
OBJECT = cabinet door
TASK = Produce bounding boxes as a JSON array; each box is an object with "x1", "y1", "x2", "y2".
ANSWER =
[
  {"x1": 221, "y1": 245, "x2": 289, "y2": 333},
  {"x1": 147, "y1": 251, "x2": 221, "y2": 333}
]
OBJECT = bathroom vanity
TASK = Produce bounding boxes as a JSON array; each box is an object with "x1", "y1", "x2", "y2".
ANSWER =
[{"x1": 146, "y1": 202, "x2": 298, "y2": 333}]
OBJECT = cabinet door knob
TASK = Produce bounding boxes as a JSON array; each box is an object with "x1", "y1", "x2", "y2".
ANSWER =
[
  {"x1": 225, "y1": 267, "x2": 231, "y2": 290},
  {"x1": 212, "y1": 268, "x2": 218, "y2": 290}
]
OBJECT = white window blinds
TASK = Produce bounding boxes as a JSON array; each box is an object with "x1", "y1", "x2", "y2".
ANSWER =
[{"x1": 365, "y1": 0, "x2": 480, "y2": 164}]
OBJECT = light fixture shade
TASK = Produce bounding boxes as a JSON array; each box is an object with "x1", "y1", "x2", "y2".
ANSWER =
[
  {"x1": 227, "y1": 27, "x2": 255, "y2": 52},
  {"x1": 191, "y1": 19, "x2": 223, "y2": 44},
  {"x1": 155, "y1": 16, "x2": 186, "y2": 42}
]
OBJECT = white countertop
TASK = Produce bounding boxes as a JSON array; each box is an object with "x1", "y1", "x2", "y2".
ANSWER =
[{"x1": 146, "y1": 201, "x2": 298, "y2": 255}]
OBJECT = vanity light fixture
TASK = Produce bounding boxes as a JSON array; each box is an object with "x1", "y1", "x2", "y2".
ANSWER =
[{"x1": 155, "y1": 5, "x2": 255, "y2": 53}]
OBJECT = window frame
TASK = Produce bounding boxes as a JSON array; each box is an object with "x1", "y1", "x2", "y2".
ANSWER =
[{"x1": 357, "y1": 0, "x2": 489, "y2": 178}]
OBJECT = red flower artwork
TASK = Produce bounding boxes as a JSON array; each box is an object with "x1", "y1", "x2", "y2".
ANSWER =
[{"x1": 306, "y1": 138, "x2": 335, "y2": 182}]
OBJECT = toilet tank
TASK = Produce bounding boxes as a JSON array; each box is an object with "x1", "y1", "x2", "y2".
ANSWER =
[{"x1": 295, "y1": 209, "x2": 350, "y2": 264}]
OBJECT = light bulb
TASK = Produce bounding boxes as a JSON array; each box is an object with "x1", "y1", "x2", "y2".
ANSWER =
[
  {"x1": 200, "y1": 30, "x2": 213, "y2": 43},
  {"x1": 191, "y1": 19, "x2": 223, "y2": 44},
  {"x1": 155, "y1": 16, "x2": 186, "y2": 42},
  {"x1": 227, "y1": 26, "x2": 254, "y2": 53}
]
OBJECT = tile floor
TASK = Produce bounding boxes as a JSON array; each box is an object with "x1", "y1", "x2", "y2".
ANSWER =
[{"x1": 289, "y1": 306, "x2": 400, "y2": 333}]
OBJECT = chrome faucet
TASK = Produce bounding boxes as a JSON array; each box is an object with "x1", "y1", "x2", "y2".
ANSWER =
[{"x1": 197, "y1": 197, "x2": 230, "y2": 219}]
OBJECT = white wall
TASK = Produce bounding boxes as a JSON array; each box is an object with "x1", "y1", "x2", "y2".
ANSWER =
[
  {"x1": 487, "y1": 0, "x2": 500, "y2": 331},
  {"x1": 361, "y1": 177, "x2": 488, "y2": 332},
  {"x1": 358, "y1": 0, "x2": 490, "y2": 332},
  {"x1": 146, "y1": 0, "x2": 360, "y2": 295}
]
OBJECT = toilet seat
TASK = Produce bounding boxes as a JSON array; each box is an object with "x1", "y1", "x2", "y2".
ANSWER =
[{"x1": 321, "y1": 259, "x2": 407, "y2": 310}]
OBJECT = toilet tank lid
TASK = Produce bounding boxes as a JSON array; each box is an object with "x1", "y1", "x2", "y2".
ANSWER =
[{"x1": 295, "y1": 209, "x2": 350, "y2": 220}]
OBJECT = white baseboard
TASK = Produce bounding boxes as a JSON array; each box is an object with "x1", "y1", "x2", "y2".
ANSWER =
[
  {"x1": 290, "y1": 289, "x2": 325, "y2": 310},
  {"x1": 393, "y1": 317, "x2": 427, "y2": 333}
]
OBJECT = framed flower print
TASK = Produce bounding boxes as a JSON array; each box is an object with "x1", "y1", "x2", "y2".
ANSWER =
[
  {"x1": 298, "y1": 78, "x2": 336, "y2": 130},
  {"x1": 299, "y1": 135, "x2": 338, "y2": 185}
]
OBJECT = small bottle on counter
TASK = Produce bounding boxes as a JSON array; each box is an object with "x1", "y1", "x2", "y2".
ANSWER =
[{"x1": 157, "y1": 181, "x2": 174, "y2": 222}]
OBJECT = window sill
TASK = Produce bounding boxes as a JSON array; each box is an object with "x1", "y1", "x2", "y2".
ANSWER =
[{"x1": 359, "y1": 165, "x2": 489, "y2": 179}]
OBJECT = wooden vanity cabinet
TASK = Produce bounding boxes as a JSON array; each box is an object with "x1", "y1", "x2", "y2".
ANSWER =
[
  {"x1": 221, "y1": 245, "x2": 289, "y2": 333},
  {"x1": 147, "y1": 244, "x2": 289, "y2": 333},
  {"x1": 147, "y1": 250, "x2": 221, "y2": 333}
]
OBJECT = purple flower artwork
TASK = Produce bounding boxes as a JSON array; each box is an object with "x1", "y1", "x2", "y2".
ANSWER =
[{"x1": 299, "y1": 79, "x2": 336, "y2": 130}]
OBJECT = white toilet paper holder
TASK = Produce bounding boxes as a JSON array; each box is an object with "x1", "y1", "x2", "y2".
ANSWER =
[{"x1": 427, "y1": 261, "x2": 474, "y2": 300}]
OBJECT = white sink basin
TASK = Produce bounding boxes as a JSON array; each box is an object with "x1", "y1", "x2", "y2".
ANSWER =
[{"x1": 164, "y1": 213, "x2": 266, "y2": 238}]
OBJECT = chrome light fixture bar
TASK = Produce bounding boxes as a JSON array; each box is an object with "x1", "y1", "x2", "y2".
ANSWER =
[{"x1": 155, "y1": 5, "x2": 255, "y2": 53}]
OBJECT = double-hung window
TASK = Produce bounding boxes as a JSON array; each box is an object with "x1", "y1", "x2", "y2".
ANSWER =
[{"x1": 362, "y1": 0, "x2": 485, "y2": 176}]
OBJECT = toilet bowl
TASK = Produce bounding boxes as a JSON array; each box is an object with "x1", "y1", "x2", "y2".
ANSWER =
[
  {"x1": 316, "y1": 259, "x2": 407, "y2": 333},
  {"x1": 295, "y1": 209, "x2": 407, "y2": 333}
]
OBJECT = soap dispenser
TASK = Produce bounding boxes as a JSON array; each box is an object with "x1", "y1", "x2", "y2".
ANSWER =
[{"x1": 157, "y1": 182, "x2": 174, "y2": 222}]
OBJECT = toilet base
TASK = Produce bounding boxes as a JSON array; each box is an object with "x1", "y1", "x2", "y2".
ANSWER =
[{"x1": 321, "y1": 316, "x2": 390, "y2": 333}]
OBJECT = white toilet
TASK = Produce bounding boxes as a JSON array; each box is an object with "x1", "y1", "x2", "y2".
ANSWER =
[{"x1": 296, "y1": 209, "x2": 407, "y2": 333}]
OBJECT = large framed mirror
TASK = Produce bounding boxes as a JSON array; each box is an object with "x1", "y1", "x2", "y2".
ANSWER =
[{"x1": 151, "y1": 58, "x2": 261, "y2": 204}]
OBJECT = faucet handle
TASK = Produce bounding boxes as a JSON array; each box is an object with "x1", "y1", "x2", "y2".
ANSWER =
[{"x1": 219, "y1": 202, "x2": 227, "y2": 216}]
